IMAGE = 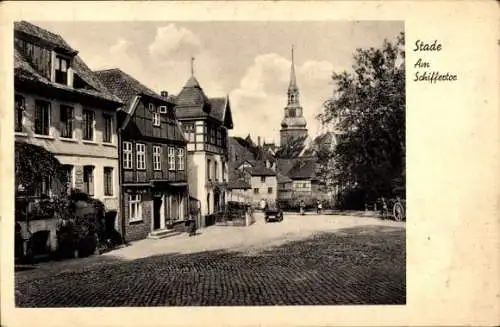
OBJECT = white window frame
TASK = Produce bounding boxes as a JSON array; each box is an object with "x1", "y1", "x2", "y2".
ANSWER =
[
  {"x1": 159, "y1": 105, "x2": 167, "y2": 114},
  {"x1": 123, "y1": 141, "x2": 133, "y2": 169},
  {"x1": 177, "y1": 148, "x2": 185, "y2": 171},
  {"x1": 136, "y1": 143, "x2": 146, "y2": 170},
  {"x1": 152, "y1": 112, "x2": 161, "y2": 127},
  {"x1": 168, "y1": 147, "x2": 176, "y2": 171},
  {"x1": 128, "y1": 194, "x2": 142, "y2": 222},
  {"x1": 148, "y1": 103, "x2": 155, "y2": 112},
  {"x1": 153, "y1": 145, "x2": 162, "y2": 171}
]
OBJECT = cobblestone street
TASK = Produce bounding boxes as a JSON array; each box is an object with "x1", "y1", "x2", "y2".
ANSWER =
[{"x1": 15, "y1": 214, "x2": 406, "y2": 306}]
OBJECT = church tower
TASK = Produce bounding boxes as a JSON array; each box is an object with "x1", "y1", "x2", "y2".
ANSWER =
[{"x1": 280, "y1": 45, "x2": 308, "y2": 147}]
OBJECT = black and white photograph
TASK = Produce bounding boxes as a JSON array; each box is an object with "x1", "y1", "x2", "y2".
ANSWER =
[{"x1": 12, "y1": 19, "x2": 406, "y2": 307}]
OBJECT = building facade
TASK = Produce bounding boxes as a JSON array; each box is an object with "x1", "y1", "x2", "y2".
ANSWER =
[
  {"x1": 174, "y1": 75, "x2": 234, "y2": 226},
  {"x1": 14, "y1": 21, "x2": 123, "y2": 211},
  {"x1": 96, "y1": 68, "x2": 189, "y2": 241},
  {"x1": 280, "y1": 46, "x2": 308, "y2": 147}
]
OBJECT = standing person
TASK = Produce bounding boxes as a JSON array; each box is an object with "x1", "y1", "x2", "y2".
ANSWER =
[
  {"x1": 259, "y1": 198, "x2": 267, "y2": 211},
  {"x1": 318, "y1": 200, "x2": 323, "y2": 215},
  {"x1": 299, "y1": 200, "x2": 305, "y2": 215}
]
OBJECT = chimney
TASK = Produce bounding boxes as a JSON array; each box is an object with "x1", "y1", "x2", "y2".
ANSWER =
[
  {"x1": 258, "y1": 136, "x2": 261, "y2": 147},
  {"x1": 160, "y1": 91, "x2": 168, "y2": 98}
]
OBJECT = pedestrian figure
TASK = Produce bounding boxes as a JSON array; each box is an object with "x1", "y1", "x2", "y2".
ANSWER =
[
  {"x1": 259, "y1": 198, "x2": 267, "y2": 211},
  {"x1": 187, "y1": 216, "x2": 197, "y2": 236},
  {"x1": 317, "y1": 200, "x2": 322, "y2": 215},
  {"x1": 299, "y1": 200, "x2": 305, "y2": 215}
]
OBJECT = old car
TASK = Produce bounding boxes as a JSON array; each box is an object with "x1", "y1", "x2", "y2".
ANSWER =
[{"x1": 264, "y1": 202, "x2": 283, "y2": 223}]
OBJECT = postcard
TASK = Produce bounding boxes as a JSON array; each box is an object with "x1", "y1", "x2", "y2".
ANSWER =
[{"x1": 0, "y1": 1, "x2": 498, "y2": 326}]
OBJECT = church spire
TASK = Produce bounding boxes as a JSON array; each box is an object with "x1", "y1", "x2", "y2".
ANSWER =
[
  {"x1": 289, "y1": 45, "x2": 297, "y2": 89},
  {"x1": 287, "y1": 45, "x2": 300, "y2": 106}
]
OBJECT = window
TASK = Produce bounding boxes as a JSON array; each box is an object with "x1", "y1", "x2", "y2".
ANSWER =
[
  {"x1": 82, "y1": 109, "x2": 95, "y2": 141},
  {"x1": 216, "y1": 129, "x2": 221, "y2": 146},
  {"x1": 210, "y1": 127, "x2": 216, "y2": 144},
  {"x1": 268, "y1": 187, "x2": 273, "y2": 194},
  {"x1": 253, "y1": 188, "x2": 259, "y2": 194},
  {"x1": 168, "y1": 147, "x2": 176, "y2": 171},
  {"x1": 123, "y1": 142, "x2": 133, "y2": 169},
  {"x1": 152, "y1": 112, "x2": 160, "y2": 127},
  {"x1": 221, "y1": 129, "x2": 227, "y2": 148},
  {"x1": 214, "y1": 161, "x2": 218, "y2": 181},
  {"x1": 34, "y1": 100, "x2": 50, "y2": 135},
  {"x1": 207, "y1": 159, "x2": 211, "y2": 180},
  {"x1": 61, "y1": 165, "x2": 73, "y2": 190},
  {"x1": 103, "y1": 114, "x2": 112, "y2": 143},
  {"x1": 15, "y1": 95, "x2": 25, "y2": 132},
  {"x1": 136, "y1": 143, "x2": 146, "y2": 170},
  {"x1": 83, "y1": 166, "x2": 94, "y2": 196},
  {"x1": 261, "y1": 176, "x2": 266, "y2": 183},
  {"x1": 128, "y1": 194, "x2": 142, "y2": 222},
  {"x1": 104, "y1": 167, "x2": 113, "y2": 196},
  {"x1": 148, "y1": 103, "x2": 155, "y2": 112},
  {"x1": 222, "y1": 162, "x2": 226, "y2": 181},
  {"x1": 55, "y1": 55, "x2": 70, "y2": 85},
  {"x1": 153, "y1": 146, "x2": 162, "y2": 171},
  {"x1": 288, "y1": 108, "x2": 296, "y2": 117},
  {"x1": 60, "y1": 105, "x2": 74, "y2": 138},
  {"x1": 177, "y1": 148, "x2": 185, "y2": 170},
  {"x1": 184, "y1": 123, "x2": 195, "y2": 142}
]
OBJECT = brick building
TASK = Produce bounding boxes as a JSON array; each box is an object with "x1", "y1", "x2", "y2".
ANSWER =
[{"x1": 95, "y1": 68, "x2": 188, "y2": 241}]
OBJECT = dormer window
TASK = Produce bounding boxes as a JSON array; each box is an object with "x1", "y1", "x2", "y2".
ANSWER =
[{"x1": 55, "y1": 55, "x2": 70, "y2": 85}]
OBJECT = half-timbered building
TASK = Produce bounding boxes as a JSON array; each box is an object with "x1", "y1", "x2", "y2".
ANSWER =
[
  {"x1": 174, "y1": 74, "x2": 234, "y2": 226},
  {"x1": 96, "y1": 68, "x2": 188, "y2": 241}
]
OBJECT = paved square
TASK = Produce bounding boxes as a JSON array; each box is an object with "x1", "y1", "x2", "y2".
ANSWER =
[{"x1": 15, "y1": 214, "x2": 405, "y2": 306}]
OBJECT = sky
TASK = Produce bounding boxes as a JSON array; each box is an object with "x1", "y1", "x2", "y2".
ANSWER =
[{"x1": 34, "y1": 21, "x2": 403, "y2": 145}]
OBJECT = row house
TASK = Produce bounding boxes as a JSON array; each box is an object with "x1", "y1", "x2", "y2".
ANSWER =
[
  {"x1": 14, "y1": 21, "x2": 123, "y2": 211},
  {"x1": 174, "y1": 75, "x2": 234, "y2": 226},
  {"x1": 13, "y1": 21, "x2": 123, "y2": 252},
  {"x1": 95, "y1": 68, "x2": 188, "y2": 241},
  {"x1": 227, "y1": 136, "x2": 278, "y2": 206}
]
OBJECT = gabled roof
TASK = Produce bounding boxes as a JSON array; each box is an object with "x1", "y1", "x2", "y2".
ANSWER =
[
  {"x1": 14, "y1": 21, "x2": 122, "y2": 105},
  {"x1": 277, "y1": 171, "x2": 292, "y2": 183},
  {"x1": 174, "y1": 76, "x2": 233, "y2": 128},
  {"x1": 228, "y1": 137, "x2": 255, "y2": 164},
  {"x1": 276, "y1": 158, "x2": 298, "y2": 176},
  {"x1": 287, "y1": 158, "x2": 318, "y2": 180},
  {"x1": 94, "y1": 68, "x2": 169, "y2": 109},
  {"x1": 14, "y1": 21, "x2": 76, "y2": 55},
  {"x1": 95, "y1": 68, "x2": 185, "y2": 142},
  {"x1": 239, "y1": 160, "x2": 276, "y2": 177}
]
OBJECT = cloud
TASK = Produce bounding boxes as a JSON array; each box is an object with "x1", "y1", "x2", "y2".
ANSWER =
[
  {"x1": 148, "y1": 24, "x2": 202, "y2": 62},
  {"x1": 230, "y1": 53, "x2": 339, "y2": 144}
]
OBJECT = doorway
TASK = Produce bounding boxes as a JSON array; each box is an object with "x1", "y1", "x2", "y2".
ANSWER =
[{"x1": 153, "y1": 196, "x2": 162, "y2": 230}]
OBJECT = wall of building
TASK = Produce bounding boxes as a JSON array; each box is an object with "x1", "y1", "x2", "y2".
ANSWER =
[
  {"x1": 186, "y1": 152, "x2": 207, "y2": 216},
  {"x1": 122, "y1": 190, "x2": 152, "y2": 242},
  {"x1": 15, "y1": 91, "x2": 120, "y2": 211},
  {"x1": 250, "y1": 175, "x2": 277, "y2": 205},
  {"x1": 228, "y1": 189, "x2": 252, "y2": 203}
]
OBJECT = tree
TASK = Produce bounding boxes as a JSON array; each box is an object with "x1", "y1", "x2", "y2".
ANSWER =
[
  {"x1": 317, "y1": 32, "x2": 405, "y2": 207},
  {"x1": 276, "y1": 135, "x2": 308, "y2": 158}
]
